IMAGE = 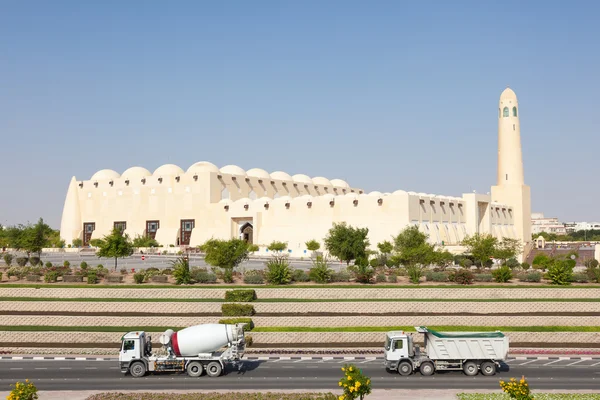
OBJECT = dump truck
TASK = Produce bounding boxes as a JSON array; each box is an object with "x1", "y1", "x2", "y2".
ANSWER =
[
  {"x1": 119, "y1": 323, "x2": 246, "y2": 378},
  {"x1": 384, "y1": 326, "x2": 509, "y2": 376}
]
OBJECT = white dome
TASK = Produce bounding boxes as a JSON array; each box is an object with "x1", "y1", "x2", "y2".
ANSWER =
[
  {"x1": 220, "y1": 165, "x2": 247, "y2": 176},
  {"x1": 153, "y1": 164, "x2": 184, "y2": 176},
  {"x1": 500, "y1": 87, "x2": 517, "y2": 102},
  {"x1": 383, "y1": 192, "x2": 391, "y2": 196},
  {"x1": 312, "y1": 176, "x2": 332, "y2": 186},
  {"x1": 292, "y1": 174, "x2": 313, "y2": 185},
  {"x1": 407, "y1": 191, "x2": 417, "y2": 196},
  {"x1": 330, "y1": 179, "x2": 349, "y2": 188},
  {"x1": 186, "y1": 161, "x2": 219, "y2": 174},
  {"x1": 367, "y1": 191, "x2": 382, "y2": 197},
  {"x1": 418, "y1": 192, "x2": 429, "y2": 197},
  {"x1": 122, "y1": 166, "x2": 152, "y2": 180},
  {"x1": 270, "y1": 171, "x2": 293, "y2": 181},
  {"x1": 246, "y1": 168, "x2": 271, "y2": 180},
  {"x1": 90, "y1": 169, "x2": 120, "y2": 181},
  {"x1": 393, "y1": 190, "x2": 408, "y2": 196}
]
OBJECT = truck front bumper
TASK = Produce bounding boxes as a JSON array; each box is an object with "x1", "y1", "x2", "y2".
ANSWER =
[{"x1": 384, "y1": 360, "x2": 397, "y2": 370}]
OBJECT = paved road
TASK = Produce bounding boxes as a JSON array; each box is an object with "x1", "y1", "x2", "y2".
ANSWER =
[
  {"x1": 1, "y1": 357, "x2": 599, "y2": 391},
  {"x1": 32, "y1": 253, "x2": 336, "y2": 271}
]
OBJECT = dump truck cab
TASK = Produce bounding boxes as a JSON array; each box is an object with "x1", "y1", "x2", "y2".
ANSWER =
[{"x1": 384, "y1": 330, "x2": 420, "y2": 371}]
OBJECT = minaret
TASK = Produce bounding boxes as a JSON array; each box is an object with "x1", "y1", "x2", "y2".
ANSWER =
[
  {"x1": 59, "y1": 176, "x2": 82, "y2": 246},
  {"x1": 491, "y1": 87, "x2": 532, "y2": 248}
]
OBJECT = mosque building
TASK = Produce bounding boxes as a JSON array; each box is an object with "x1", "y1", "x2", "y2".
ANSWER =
[{"x1": 59, "y1": 88, "x2": 532, "y2": 257}]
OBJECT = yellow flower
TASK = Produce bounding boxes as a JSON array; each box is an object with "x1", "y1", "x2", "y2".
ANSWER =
[
  {"x1": 348, "y1": 376, "x2": 352, "y2": 380},
  {"x1": 339, "y1": 396, "x2": 344, "y2": 400},
  {"x1": 338, "y1": 382, "x2": 342, "y2": 387},
  {"x1": 341, "y1": 367, "x2": 345, "y2": 371},
  {"x1": 349, "y1": 366, "x2": 353, "y2": 371}
]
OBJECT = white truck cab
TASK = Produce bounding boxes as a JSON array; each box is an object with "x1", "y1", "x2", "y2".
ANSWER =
[{"x1": 119, "y1": 331, "x2": 153, "y2": 375}]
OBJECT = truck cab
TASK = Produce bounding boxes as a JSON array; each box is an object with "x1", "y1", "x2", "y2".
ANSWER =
[
  {"x1": 119, "y1": 331, "x2": 152, "y2": 374},
  {"x1": 384, "y1": 331, "x2": 415, "y2": 369}
]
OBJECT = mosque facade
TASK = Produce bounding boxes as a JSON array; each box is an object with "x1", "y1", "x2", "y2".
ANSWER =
[{"x1": 59, "y1": 88, "x2": 531, "y2": 257}]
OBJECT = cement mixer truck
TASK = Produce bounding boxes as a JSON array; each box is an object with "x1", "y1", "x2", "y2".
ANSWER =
[{"x1": 119, "y1": 323, "x2": 246, "y2": 378}]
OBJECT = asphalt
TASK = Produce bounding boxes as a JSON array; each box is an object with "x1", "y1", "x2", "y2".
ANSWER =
[{"x1": 1, "y1": 356, "x2": 599, "y2": 391}]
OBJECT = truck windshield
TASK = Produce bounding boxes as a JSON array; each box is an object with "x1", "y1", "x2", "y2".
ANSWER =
[{"x1": 384, "y1": 336, "x2": 391, "y2": 351}]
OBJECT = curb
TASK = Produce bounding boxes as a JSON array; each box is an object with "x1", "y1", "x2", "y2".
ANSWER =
[{"x1": 2, "y1": 355, "x2": 600, "y2": 361}]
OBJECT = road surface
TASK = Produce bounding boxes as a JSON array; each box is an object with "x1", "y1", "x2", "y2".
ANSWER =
[{"x1": 1, "y1": 356, "x2": 599, "y2": 391}]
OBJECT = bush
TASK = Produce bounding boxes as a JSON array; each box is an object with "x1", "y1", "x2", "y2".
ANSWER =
[
  {"x1": 28, "y1": 256, "x2": 40, "y2": 266},
  {"x1": 492, "y1": 265, "x2": 512, "y2": 283},
  {"x1": 191, "y1": 269, "x2": 217, "y2": 284},
  {"x1": 505, "y1": 258, "x2": 519, "y2": 269},
  {"x1": 387, "y1": 274, "x2": 398, "y2": 283},
  {"x1": 26, "y1": 274, "x2": 41, "y2": 282},
  {"x1": 221, "y1": 303, "x2": 255, "y2": 317},
  {"x1": 349, "y1": 263, "x2": 375, "y2": 284},
  {"x1": 406, "y1": 265, "x2": 423, "y2": 284},
  {"x1": 330, "y1": 270, "x2": 351, "y2": 282},
  {"x1": 8, "y1": 379, "x2": 39, "y2": 400},
  {"x1": 308, "y1": 256, "x2": 333, "y2": 284},
  {"x1": 473, "y1": 273, "x2": 493, "y2": 282},
  {"x1": 80, "y1": 261, "x2": 88, "y2": 269},
  {"x1": 16, "y1": 257, "x2": 28, "y2": 267},
  {"x1": 454, "y1": 268, "x2": 475, "y2": 285},
  {"x1": 292, "y1": 269, "x2": 310, "y2": 282},
  {"x1": 572, "y1": 273, "x2": 589, "y2": 283},
  {"x1": 243, "y1": 274, "x2": 264, "y2": 285},
  {"x1": 519, "y1": 271, "x2": 542, "y2": 283},
  {"x1": 547, "y1": 259, "x2": 574, "y2": 286},
  {"x1": 45, "y1": 262, "x2": 52, "y2": 268},
  {"x1": 107, "y1": 275, "x2": 124, "y2": 283},
  {"x1": 225, "y1": 289, "x2": 257, "y2": 302},
  {"x1": 63, "y1": 260, "x2": 70, "y2": 267},
  {"x1": 133, "y1": 272, "x2": 146, "y2": 284},
  {"x1": 162, "y1": 268, "x2": 173, "y2": 276},
  {"x1": 44, "y1": 271, "x2": 59, "y2": 283},
  {"x1": 521, "y1": 262, "x2": 530, "y2": 270},
  {"x1": 87, "y1": 273, "x2": 98, "y2": 284},
  {"x1": 3, "y1": 254, "x2": 13, "y2": 266},
  {"x1": 460, "y1": 258, "x2": 473, "y2": 268},
  {"x1": 120, "y1": 268, "x2": 127, "y2": 275},
  {"x1": 171, "y1": 257, "x2": 192, "y2": 285},
  {"x1": 425, "y1": 271, "x2": 448, "y2": 282},
  {"x1": 305, "y1": 239, "x2": 320, "y2": 252},
  {"x1": 218, "y1": 318, "x2": 254, "y2": 331},
  {"x1": 267, "y1": 241, "x2": 287, "y2": 252},
  {"x1": 376, "y1": 273, "x2": 387, "y2": 282},
  {"x1": 265, "y1": 255, "x2": 292, "y2": 285},
  {"x1": 63, "y1": 275, "x2": 84, "y2": 282}
]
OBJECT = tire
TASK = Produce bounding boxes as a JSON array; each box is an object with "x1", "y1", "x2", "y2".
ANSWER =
[
  {"x1": 205, "y1": 361, "x2": 223, "y2": 377},
  {"x1": 187, "y1": 361, "x2": 204, "y2": 377},
  {"x1": 480, "y1": 361, "x2": 496, "y2": 376},
  {"x1": 129, "y1": 362, "x2": 146, "y2": 378},
  {"x1": 398, "y1": 361, "x2": 412, "y2": 376},
  {"x1": 420, "y1": 361, "x2": 435, "y2": 376},
  {"x1": 463, "y1": 361, "x2": 479, "y2": 376}
]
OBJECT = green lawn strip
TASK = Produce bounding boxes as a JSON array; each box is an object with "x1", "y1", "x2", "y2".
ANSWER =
[
  {"x1": 1, "y1": 325, "x2": 599, "y2": 333},
  {"x1": 1, "y1": 283, "x2": 600, "y2": 289},
  {"x1": 1, "y1": 297, "x2": 600, "y2": 303},
  {"x1": 457, "y1": 395, "x2": 600, "y2": 400}
]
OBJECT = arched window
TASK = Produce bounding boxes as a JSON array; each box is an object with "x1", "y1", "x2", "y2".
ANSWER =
[
  {"x1": 512, "y1": 106, "x2": 517, "y2": 117},
  {"x1": 503, "y1": 107, "x2": 509, "y2": 117}
]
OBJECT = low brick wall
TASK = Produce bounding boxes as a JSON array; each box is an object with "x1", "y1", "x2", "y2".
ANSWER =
[
  {"x1": 2, "y1": 301, "x2": 600, "y2": 314},
  {"x1": 1, "y1": 287, "x2": 600, "y2": 300},
  {"x1": 1, "y1": 315, "x2": 599, "y2": 327}
]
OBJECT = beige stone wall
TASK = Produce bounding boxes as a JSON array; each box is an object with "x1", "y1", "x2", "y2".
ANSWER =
[
  {"x1": 2, "y1": 300, "x2": 600, "y2": 314},
  {"x1": 1, "y1": 315, "x2": 598, "y2": 327},
  {"x1": 1, "y1": 287, "x2": 599, "y2": 300}
]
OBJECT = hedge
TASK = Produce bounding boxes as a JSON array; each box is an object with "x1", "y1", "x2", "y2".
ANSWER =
[
  {"x1": 221, "y1": 303, "x2": 255, "y2": 317},
  {"x1": 218, "y1": 318, "x2": 254, "y2": 331},
  {"x1": 224, "y1": 289, "x2": 257, "y2": 302}
]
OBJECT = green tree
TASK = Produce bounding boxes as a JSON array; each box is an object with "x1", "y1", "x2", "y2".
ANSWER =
[
  {"x1": 305, "y1": 239, "x2": 321, "y2": 251},
  {"x1": 324, "y1": 222, "x2": 370, "y2": 265},
  {"x1": 21, "y1": 218, "x2": 53, "y2": 256},
  {"x1": 267, "y1": 241, "x2": 288, "y2": 252},
  {"x1": 96, "y1": 228, "x2": 134, "y2": 270},
  {"x1": 461, "y1": 233, "x2": 498, "y2": 268},
  {"x1": 494, "y1": 237, "x2": 522, "y2": 265},
  {"x1": 377, "y1": 240, "x2": 393, "y2": 255},
  {"x1": 200, "y1": 238, "x2": 250, "y2": 282},
  {"x1": 532, "y1": 253, "x2": 552, "y2": 270},
  {"x1": 131, "y1": 235, "x2": 159, "y2": 248},
  {"x1": 433, "y1": 250, "x2": 454, "y2": 270},
  {"x1": 393, "y1": 226, "x2": 437, "y2": 268},
  {"x1": 72, "y1": 238, "x2": 83, "y2": 247}
]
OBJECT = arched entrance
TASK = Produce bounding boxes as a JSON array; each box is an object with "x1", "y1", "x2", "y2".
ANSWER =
[{"x1": 240, "y1": 222, "x2": 254, "y2": 244}]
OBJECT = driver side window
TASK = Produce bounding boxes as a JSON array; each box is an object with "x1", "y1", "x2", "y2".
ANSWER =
[
  {"x1": 393, "y1": 340, "x2": 403, "y2": 351},
  {"x1": 123, "y1": 340, "x2": 135, "y2": 351}
]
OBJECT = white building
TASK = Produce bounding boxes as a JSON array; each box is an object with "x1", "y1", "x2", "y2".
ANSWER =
[
  {"x1": 531, "y1": 213, "x2": 567, "y2": 235},
  {"x1": 59, "y1": 88, "x2": 532, "y2": 257}
]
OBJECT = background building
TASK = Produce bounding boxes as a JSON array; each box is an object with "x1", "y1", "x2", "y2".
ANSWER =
[
  {"x1": 531, "y1": 213, "x2": 567, "y2": 235},
  {"x1": 60, "y1": 88, "x2": 532, "y2": 257}
]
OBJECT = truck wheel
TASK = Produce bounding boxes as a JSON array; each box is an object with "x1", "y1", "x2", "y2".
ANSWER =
[
  {"x1": 187, "y1": 361, "x2": 204, "y2": 377},
  {"x1": 480, "y1": 361, "x2": 496, "y2": 376},
  {"x1": 398, "y1": 361, "x2": 412, "y2": 376},
  {"x1": 463, "y1": 361, "x2": 478, "y2": 376},
  {"x1": 129, "y1": 362, "x2": 146, "y2": 378},
  {"x1": 420, "y1": 361, "x2": 435, "y2": 376},
  {"x1": 205, "y1": 361, "x2": 223, "y2": 377}
]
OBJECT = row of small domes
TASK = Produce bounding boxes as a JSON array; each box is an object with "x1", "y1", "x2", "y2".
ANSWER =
[{"x1": 90, "y1": 162, "x2": 351, "y2": 189}]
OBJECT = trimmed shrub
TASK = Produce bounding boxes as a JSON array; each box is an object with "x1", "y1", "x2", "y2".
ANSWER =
[
  {"x1": 80, "y1": 261, "x2": 88, "y2": 269},
  {"x1": 191, "y1": 268, "x2": 218, "y2": 284},
  {"x1": 519, "y1": 271, "x2": 542, "y2": 282},
  {"x1": 87, "y1": 273, "x2": 98, "y2": 284},
  {"x1": 474, "y1": 273, "x2": 493, "y2": 282},
  {"x1": 425, "y1": 271, "x2": 448, "y2": 282},
  {"x1": 150, "y1": 275, "x2": 168, "y2": 283},
  {"x1": 454, "y1": 268, "x2": 475, "y2": 285},
  {"x1": 492, "y1": 265, "x2": 512, "y2": 283},
  {"x1": 107, "y1": 274, "x2": 124, "y2": 283},
  {"x1": 221, "y1": 303, "x2": 256, "y2": 317},
  {"x1": 330, "y1": 270, "x2": 351, "y2": 282},
  {"x1": 387, "y1": 274, "x2": 398, "y2": 283},
  {"x1": 45, "y1": 262, "x2": 53, "y2": 268},
  {"x1": 243, "y1": 274, "x2": 264, "y2": 285},
  {"x1": 218, "y1": 318, "x2": 254, "y2": 331},
  {"x1": 64, "y1": 260, "x2": 70, "y2": 267},
  {"x1": 63, "y1": 275, "x2": 84, "y2": 282},
  {"x1": 521, "y1": 262, "x2": 530, "y2": 270},
  {"x1": 376, "y1": 273, "x2": 387, "y2": 283},
  {"x1": 3, "y1": 254, "x2": 13, "y2": 266},
  {"x1": 44, "y1": 271, "x2": 59, "y2": 283},
  {"x1": 133, "y1": 272, "x2": 146, "y2": 284},
  {"x1": 146, "y1": 267, "x2": 160, "y2": 274},
  {"x1": 225, "y1": 289, "x2": 257, "y2": 302},
  {"x1": 505, "y1": 258, "x2": 520, "y2": 269},
  {"x1": 162, "y1": 268, "x2": 173, "y2": 276},
  {"x1": 572, "y1": 273, "x2": 589, "y2": 283},
  {"x1": 29, "y1": 256, "x2": 40, "y2": 266},
  {"x1": 292, "y1": 269, "x2": 310, "y2": 282},
  {"x1": 26, "y1": 274, "x2": 41, "y2": 282},
  {"x1": 265, "y1": 255, "x2": 292, "y2": 285},
  {"x1": 16, "y1": 257, "x2": 28, "y2": 267}
]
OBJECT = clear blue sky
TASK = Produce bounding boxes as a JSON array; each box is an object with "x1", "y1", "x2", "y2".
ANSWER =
[{"x1": 1, "y1": 1, "x2": 598, "y2": 228}]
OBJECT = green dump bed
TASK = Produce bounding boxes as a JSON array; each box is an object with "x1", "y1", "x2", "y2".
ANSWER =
[{"x1": 415, "y1": 326, "x2": 509, "y2": 361}]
